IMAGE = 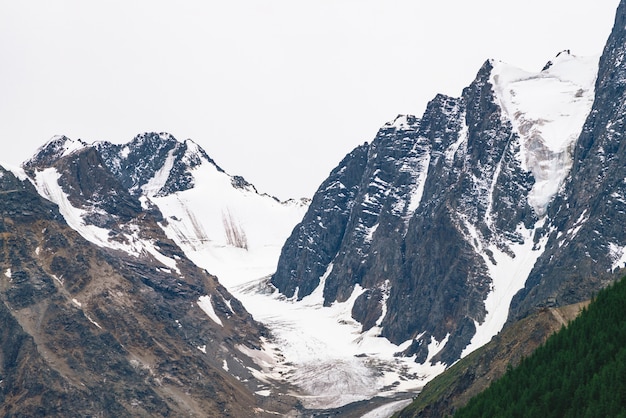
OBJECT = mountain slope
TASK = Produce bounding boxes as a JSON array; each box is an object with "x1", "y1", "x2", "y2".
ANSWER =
[
  {"x1": 7, "y1": 141, "x2": 300, "y2": 416},
  {"x1": 92, "y1": 132, "x2": 310, "y2": 288},
  {"x1": 455, "y1": 277, "x2": 626, "y2": 417},
  {"x1": 394, "y1": 301, "x2": 588, "y2": 418}
]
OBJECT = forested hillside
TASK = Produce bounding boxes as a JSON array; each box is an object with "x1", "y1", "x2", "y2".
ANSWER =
[{"x1": 454, "y1": 276, "x2": 626, "y2": 417}]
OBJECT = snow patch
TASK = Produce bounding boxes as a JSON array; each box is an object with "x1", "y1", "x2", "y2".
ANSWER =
[
  {"x1": 141, "y1": 148, "x2": 176, "y2": 196},
  {"x1": 406, "y1": 151, "x2": 430, "y2": 217},
  {"x1": 360, "y1": 399, "x2": 414, "y2": 418},
  {"x1": 197, "y1": 295, "x2": 223, "y2": 327},
  {"x1": 609, "y1": 242, "x2": 626, "y2": 272},
  {"x1": 461, "y1": 218, "x2": 549, "y2": 357},
  {"x1": 120, "y1": 145, "x2": 131, "y2": 159},
  {"x1": 375, "y1": 280, "x2": 391, "y2": 327},
  {"x1": 1, "y1": 163, "x2": 29, "y2": 181},
  {"x1": 85, "y1": 313, "x2": 102, "y2": 329}
]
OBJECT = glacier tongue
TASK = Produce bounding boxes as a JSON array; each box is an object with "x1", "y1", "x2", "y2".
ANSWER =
[
  {"x1": 490, "y1": 51, "x2": 598, "y2": 216},
  {"x1": 148, "y1": 156, "x2": 451, "y2": 409}
]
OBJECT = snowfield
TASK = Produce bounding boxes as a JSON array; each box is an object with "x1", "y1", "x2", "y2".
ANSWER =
[{"x1": 139, "y1": 151, "x2": 451, "y2": 409}]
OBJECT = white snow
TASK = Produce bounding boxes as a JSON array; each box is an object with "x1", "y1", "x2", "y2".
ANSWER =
[
  {"x1": 491, "y1": 52, "x2": 597, "y2": 216},
  {"x1": 406, "y1": 152, "x2": 430, "y2": 217},
  {"x1": 197, "y1": 345, "x2": 207, "y2": 353},
  {"x1": 85, "y1": 313, "x2": 102, "y2": 329},
  {"x1": 4, "y1": 269, "x2": 11, "y2": 279},
  {"x1": 1, "y1": 163, "x2": 29, "y2": 181},
  {"x1": 197, "y1": 295, "x2": 223, "y2": 327},
  {"x1": 58, "y1": 137, "x2": 86, "y2": 157},
  {"x1": 150, "y1": 155, "x2": 308, "y2": 287},
  {"x1": 228, "y1": 274, "x2": 449, "y2": 410},
  {"x1": 119, "y1": 145, "x2": 131, "y2": 159},
  {"x1": 141, "y1": 148, "x2": 176, "y2": 196},
  {"x1": 609, "y1": 242, "x2": 626, "y2": 271},
  {"x1": 360, "y1": 399, "x2": 413, "y2": 418},
  {"x1": 375, "y1": 280, "x2": 391, "y2": 327},
  {"x1": 460, "y1": 218, "x2": 549, "y2": 357}
]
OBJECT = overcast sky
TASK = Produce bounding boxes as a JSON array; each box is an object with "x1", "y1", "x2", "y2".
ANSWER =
[{"x1": 0, "y1": 1, "x2": 620, "y2": 199}]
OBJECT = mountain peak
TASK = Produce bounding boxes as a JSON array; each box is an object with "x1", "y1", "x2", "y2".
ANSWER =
[
  {"x1": 23, "y1": 135, "x2": 88, "y2": 169},
  {"x1": 489, "y1": 51, "x2": 597, "y2": 216},
  {"x1": 541, "y1": 49, "x2": 573, "y2": 71}
]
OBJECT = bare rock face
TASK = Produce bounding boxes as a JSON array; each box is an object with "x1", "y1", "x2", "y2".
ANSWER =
[{"x1": 271, "y1": 142, "x2": 371, "y2": 299}]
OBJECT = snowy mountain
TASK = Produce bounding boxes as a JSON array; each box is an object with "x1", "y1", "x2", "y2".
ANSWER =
[
  {"x1": 272, "y1": 48, "x2": 603, "y2": 373},
  {"x1": 24, "y1": 132, "x2": 309, "y2": 288},
  {"x1": 508, "y1": 0, "x2": 626, "y2": 323},
  {"x1": 0, "y1": 161, "x2": 288, "y2": 416},
  {"x1": 8, "y1": 134, "x2": 309, "y2": 416},
  {"x1": 2, "y1": 1, "x2": 626, "y2": 416}
]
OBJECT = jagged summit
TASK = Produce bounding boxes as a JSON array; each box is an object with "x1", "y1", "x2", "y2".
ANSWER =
[
  {"x1": 23, "y1": 135, "x2": 88, "y2": 169},
  {"x1": 95, "y1": 132, "x2": 228, "y2": 197},
  {"x1": 384, "y1": 114, "x2": 420, "y2": 130}
]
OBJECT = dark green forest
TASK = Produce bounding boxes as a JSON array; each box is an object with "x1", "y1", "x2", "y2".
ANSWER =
[{"x1": 455, "y1": 276, "x2": 626, "y2": 418}]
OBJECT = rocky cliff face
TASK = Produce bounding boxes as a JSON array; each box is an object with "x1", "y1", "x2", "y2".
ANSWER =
[{"x1": 272, "y1": 44, "x2": 607, "y2": 367}]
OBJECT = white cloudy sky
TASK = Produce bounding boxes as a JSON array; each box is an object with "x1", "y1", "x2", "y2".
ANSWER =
[{"x1": 0, "y1": 1, "x2": 620, "y2": 199}]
